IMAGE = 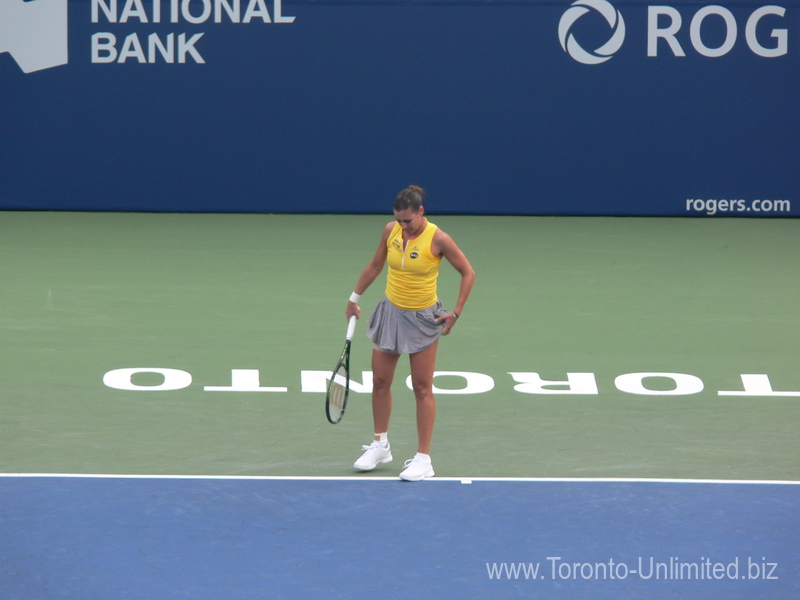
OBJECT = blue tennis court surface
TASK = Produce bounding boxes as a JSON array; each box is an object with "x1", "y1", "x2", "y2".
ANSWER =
[{"x1": 1, "y1": 476, "x2": 797, "y2": 599}]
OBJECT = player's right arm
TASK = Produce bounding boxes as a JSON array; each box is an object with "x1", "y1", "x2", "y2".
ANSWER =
[{"x1": 346, "y1": 222, "x2": 393, "y2": 319}]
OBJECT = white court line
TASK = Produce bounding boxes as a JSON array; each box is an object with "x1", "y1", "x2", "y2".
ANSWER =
[{"x1": 1, "y1": 473, "x2": 799, "y2": 485}]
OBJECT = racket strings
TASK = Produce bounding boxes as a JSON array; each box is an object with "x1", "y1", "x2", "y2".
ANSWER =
[
  {"x1": 330, "y1": 380, "x2": 347, "y2": 410},
  {"x1": 326, "y1": 366, "x2": 349, "y2": 422}
]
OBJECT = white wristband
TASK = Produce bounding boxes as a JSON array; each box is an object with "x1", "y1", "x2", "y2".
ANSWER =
[{"x1": 349, "y1": 292, "x2": 361, "y2": 303}]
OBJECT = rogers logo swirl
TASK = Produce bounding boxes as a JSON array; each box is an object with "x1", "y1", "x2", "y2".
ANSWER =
[{"x1": 559, "y1": 0, "x2": 626, "y2": 64}]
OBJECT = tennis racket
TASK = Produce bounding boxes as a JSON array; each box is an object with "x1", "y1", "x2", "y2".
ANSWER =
[{"x1": 325, "y1": 315, "x2": 357, "y2": 424}]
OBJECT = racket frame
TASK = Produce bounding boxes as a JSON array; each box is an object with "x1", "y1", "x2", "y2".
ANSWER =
[{"x1": 325, "y1": 316, "x2": 357, "y2": 424}]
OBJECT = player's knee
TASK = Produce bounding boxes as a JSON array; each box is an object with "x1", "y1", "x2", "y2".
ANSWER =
[
  {"x1": 412, "y1": 383, "x2": 435, "y2": 404},
  {"x1": 372, "y1": 373, "x2": 394, "y2": 392}
]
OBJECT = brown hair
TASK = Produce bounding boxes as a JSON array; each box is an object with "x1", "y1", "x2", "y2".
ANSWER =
[{"x1": 393, "y1": 185, "x2": 425, "y2": 213}]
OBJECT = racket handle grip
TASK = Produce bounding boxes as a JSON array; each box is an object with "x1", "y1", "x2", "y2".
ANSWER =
[{"x1": 346, "y1": 315, "x2": 357, "y2": 341}]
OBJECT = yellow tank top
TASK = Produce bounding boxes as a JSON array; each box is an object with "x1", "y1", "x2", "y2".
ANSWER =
[{"x1": 385, "y1": 221, "x2": 442, "y2": 310}]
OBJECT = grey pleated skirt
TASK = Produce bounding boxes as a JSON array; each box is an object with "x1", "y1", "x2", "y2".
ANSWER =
[{"x1": 366, "y1": 296, "x2": 449, "y2": 354}]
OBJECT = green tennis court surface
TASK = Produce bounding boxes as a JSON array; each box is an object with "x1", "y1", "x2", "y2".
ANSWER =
[{"x1": 1, "y1": 212, "x2": 798, "y2": 480}]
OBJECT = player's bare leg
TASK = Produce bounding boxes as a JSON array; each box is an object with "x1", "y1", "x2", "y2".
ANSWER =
[
  {"x1": 399, "y1": 342, "x2": 438, "y2": 481},
  {"x1": 371, "y1": 348, "x2": 400, "y2": 437},
  {"x1": 408, "y1": 341, "x2": 437, "y2": 454},
  {"x1": 353, "y1": 348, "x2": 400, "y2": 472}
]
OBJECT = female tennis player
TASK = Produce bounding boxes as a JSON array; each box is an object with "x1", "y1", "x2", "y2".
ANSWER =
[{"x1": 346, "y1": 185, "x2": 475, "y2": 481}]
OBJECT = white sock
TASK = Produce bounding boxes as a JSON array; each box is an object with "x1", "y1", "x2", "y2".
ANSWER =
[
  {"x1": 415, "y1": 452, "x2": 431, "y2": 463},
  {"x1": 375, "y1": 432, "x2": 388, "y2": 446}
]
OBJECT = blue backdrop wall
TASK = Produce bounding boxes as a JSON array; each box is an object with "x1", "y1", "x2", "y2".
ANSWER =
[{"x1": 2, "y1": 0, "x2": 798, "y2": 216}]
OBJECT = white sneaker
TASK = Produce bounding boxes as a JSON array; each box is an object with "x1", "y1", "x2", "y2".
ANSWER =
[
  {"x1": 354, "y1": 441, "x2": 392, "y2": 471},
  {"x1": 399, "y1": 453, "x2": 435, "y2": 481}
]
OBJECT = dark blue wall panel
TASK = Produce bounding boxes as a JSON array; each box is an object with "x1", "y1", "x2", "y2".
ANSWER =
[{"x1": 2, "y1": 0, "x2": 798, "y2": 215}]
